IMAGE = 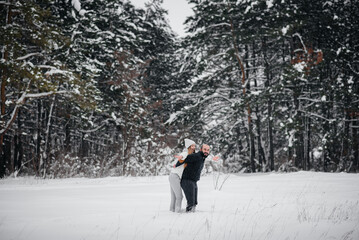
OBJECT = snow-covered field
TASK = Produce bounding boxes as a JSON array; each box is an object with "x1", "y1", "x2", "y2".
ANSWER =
[{"x1": 1, "y1": 171, "x2": 358, "y2": 240}]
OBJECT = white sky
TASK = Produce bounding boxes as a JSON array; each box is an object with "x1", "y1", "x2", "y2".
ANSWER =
[{"x1": 131, "y1": 0, "x2": 194, "y2": 37}]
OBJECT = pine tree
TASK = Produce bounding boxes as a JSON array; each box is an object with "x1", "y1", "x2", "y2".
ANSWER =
[{"x1": 0, "y1": 0, "x2": 83, "y2": 177}]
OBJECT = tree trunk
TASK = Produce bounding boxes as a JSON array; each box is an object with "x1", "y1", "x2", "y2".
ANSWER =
[
  {"x1": 0, "y1": 0, "x2": 12, "y2": 178},
  {"x1": 80, "y1": 132, "x2": 89, "y2": 158},
  {"x1": 255, "y1": 102, "x2": 266, "y2": 168},
  {"x1": 262, "y1": 37, "x2": 274, "y2": 171},
  {"x1": 0, "y1": 73, "x2": 6, "y2": 177},
  {"x1": 303, "y1": 115, "x2": 308, "y2": 171},
  {"x1": 65, "y1": 108, "x2": 71, "y2": 153},
  {"x1": 42, "y1": 96, "x2": 56, "y2": 178},
  {"x1": 340, "y1": 76, "x2": 351, "y2": 171},
  {"x1": 341, "y1": 114, "x2": 350, "y2": 171},
  {"x1": 252, "y1": 41, "x2": 266, "y2": 171},
  {"x1": 3, "y1": 137, "x2": 11, "y2": 175},
  {"x1": 13, "y1": 109, "x2": 23, "y2": 173},
  {"x1": 306, "y1": 116, "x2": 311, "y2": 170},
  {"x1": 293, "y1": 93, "x2": 304, "y2": 169},
  {"x1": 353, "y1": 119, "x2": 359, "y2": 172},
  {"x1": 236, "y1": 124, "x2": 242, "y2": 164},
  {"x1": 227, "y1": 16, "x2": 254, "y2": 172},
  {"x1": 244, "y1": 45, "x2": 255, "y2": 172},
  {"x1": 268, "y1": 98, "x2": 274, "y2": 171},
  {"x1": 35, "y1": 100, "x2": 42, "y2": 176}
]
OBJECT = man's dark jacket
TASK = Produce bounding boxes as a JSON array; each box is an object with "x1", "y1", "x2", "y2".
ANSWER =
[{"x1": 176, "y1": 151, "x2": 207, "y2": 182}]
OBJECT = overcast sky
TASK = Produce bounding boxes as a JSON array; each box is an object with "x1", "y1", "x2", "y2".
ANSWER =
[{"x1": 131, "y1": 0, "x2": 194, "y2": 37}]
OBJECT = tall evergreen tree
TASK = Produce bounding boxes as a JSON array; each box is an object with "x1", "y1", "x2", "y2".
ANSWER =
[{"x1": 0, "y1": 0, "x2": 87, "y2": 177}]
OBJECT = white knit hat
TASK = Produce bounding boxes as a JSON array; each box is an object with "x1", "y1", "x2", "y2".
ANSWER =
[{"x1": 184, "y1": 138, "x2": 196, "y2": 149}]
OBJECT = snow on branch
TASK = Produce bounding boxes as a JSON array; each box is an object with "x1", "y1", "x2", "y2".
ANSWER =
[
  {"x1": 45, "y1": 69, "x2": 71, "y2": 76},
  {"x1": 38, "y1": 65, "x2": 55, "y2": 69},
  {"x1": 348, "y1": 63, "x2": 359, "y2": 75},
  {"x1": 71, "y1": 0, "x2": 86, "y2": 15},
  {"x1": 0, "y1": 1, "x2": 13, "y2": 5},
  {"x1": 293, "y1": 33, "x2": 307, "y2": 54},
  {"x1": 0, "y1": 88, "x2": 27, "y2": 135},
  {"x1": 0, "y1": 105, "x2": 20, "y2": 135},
  {"x1": 26, "y1": 90, "x2": 68, "y2": 99},
  {"x1": 165, "y1": 111, "x2": 184, "y2": 125},
  {"x1": 165, "y1": 93, "x2": 236, "y2": 125},
  {"x1": 79, "y1": 123, "x2": 106, "y2": 133},
  {"x1": 298, "y1": 110, "x2": 335, "y2": 122},
  {"x1": 298, "y1": 97, "x2": 323, "y2": 103},
  {"x1": 229, "y1": 119, "x2": 242, "y2": 133},
  {"x1": 0, "y1": 90, "x2": 70, "y2": 136},
  {"x1": 16, "y1": 52, "x2": 42, "y2": 61},
  {"x1": 207, "y1": 23, "x2": 231, "y2": 29},
  {"x1": 192, "y1": 93, "x2": 235, "y2": 109},
  {"x1": 36, "y1": 65, "x2": 72, "y2": 76}
]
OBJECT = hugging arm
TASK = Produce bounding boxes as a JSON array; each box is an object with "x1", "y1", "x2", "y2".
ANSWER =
[
  {"x1": 175, "y1": 160, "x2": 184, "y2": 167},
  {"x1": 175, "y1": 154, "x2": 197, "y2": 167}
]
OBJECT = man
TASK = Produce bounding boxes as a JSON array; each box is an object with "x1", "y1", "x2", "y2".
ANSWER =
[{"x1": 175, "y1": 144, "x2": 211, "y2": 212}]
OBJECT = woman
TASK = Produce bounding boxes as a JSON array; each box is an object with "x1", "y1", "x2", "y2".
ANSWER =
[{"x1": 169, "y1": 138, "x2": 196, "y2": 213}]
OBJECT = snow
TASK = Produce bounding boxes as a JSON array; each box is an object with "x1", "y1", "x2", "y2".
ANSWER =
[
  {"x1": 71, "y1": 0, "x2": 86, "y2": 16},
  {"x1": 5, "y1": 99, "x2": 12, "y2": 106},
  {"x1": 337, "y1": 47, "x2": 342, "y2": 55},
  {"x1": 348, "y1": 76, "x2": 354, "y2": 84},
  {"x1": 282, "y1": 25, "x2": 289, "y2": 35},
  {"x1": 288, "y1": 129, "x2": 295, "y2": 147},
  {"x1": 72, "y1": 0, "x2": 81, "y2": 12},
  {"x1": 16, "y1": 52, "x2": 41, "y2": 61},
  {"x1": 293, "y1": 62, "x2": 306, "y2": 72},
  {"x1": 250, "y1": 90, "x2": 262, "y2": 95},
  {"x1": 266, "y1": 0, "x2": 274, "y2": 8},
  {"x1": 111, "y1": 112, "x2": 117, "y2": 120},
  {"x1": 45, "y1": 69, "x2": 69, "y2": 76},
  {"x1": 313, "y1": 147, "x2": 323, "y2": 159},
  {"x1": 1, "y1": 172, "x2": 358, "y2": 240},
  {"x1": 165, "y1": 111, "x2": 182, "y2": 124}
]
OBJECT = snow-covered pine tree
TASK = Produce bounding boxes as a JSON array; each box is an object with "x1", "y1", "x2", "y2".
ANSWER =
[
  {"x1": 0, "y1": 0, "x2": 85, "y2": 177},
  {"x1": 166, "y1": 0, "x2": 261, "y2": 172},
  {"x1": 166, "y1": 0, "x2": 359, "y2": 173}
]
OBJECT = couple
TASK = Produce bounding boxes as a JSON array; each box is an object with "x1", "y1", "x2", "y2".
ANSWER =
[{"x1": 169, "y1": 139, "x2": 219, "y2": 213}]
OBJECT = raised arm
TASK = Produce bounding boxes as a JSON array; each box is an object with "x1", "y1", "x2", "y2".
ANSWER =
[
  {"x1": 172, "y1": 150, "x2": 188, "y2": 167},
  {"x1": 212, "y1": 155, "x2": 220, "y2": 161}
]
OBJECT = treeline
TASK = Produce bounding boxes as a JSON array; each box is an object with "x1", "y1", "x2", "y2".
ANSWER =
[
  {"x1": 167, "y1": 0, "x2": 359, "y2": 173},
  {"x1": 0, "y1": 0, "x2": 181, "y2": 178},
  {"x1": 0, "y1": 0, "x2": 358, "y2": 178}
]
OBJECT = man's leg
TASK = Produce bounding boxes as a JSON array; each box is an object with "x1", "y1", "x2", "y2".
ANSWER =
[
  {"x1": 194, "y1": 181, "x2": 198, "y2": 211},
  {"x1": 181, "y1": 179, "x2": 195, "y2": 212}
]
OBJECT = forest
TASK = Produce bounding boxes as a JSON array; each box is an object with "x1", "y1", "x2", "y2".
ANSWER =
[{"x1": 0, "y1": 0, "x2": 358, "y2": 178}]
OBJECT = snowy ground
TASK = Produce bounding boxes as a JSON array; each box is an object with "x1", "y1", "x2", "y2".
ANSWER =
[{"x1": 0, "y1": 171, "x2": 358, "y2": 240}]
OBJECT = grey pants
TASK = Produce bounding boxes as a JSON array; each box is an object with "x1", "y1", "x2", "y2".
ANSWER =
[{"x1": 169, "y1": 172, "x2": 183, "y2": 212}]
